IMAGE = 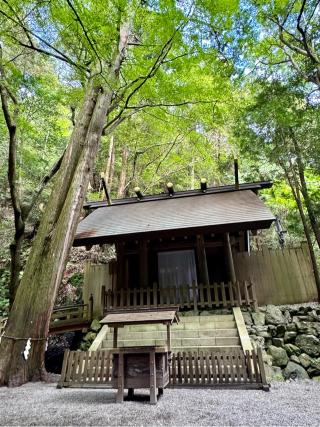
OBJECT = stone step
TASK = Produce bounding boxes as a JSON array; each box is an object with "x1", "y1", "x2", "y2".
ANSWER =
[
  {"x1": 102, "y1": 336, "x2": 240, "y2": 349},
  {"x1": 179, "y1": 314, "x2": 234, "y2": 323},
  {"x1": 105, "y1": 328, "x2": 238, "y2": 340},
  {"x1": 124, "y1": 320, "x2": 236, "y2": 332},
  {"x1": 182, "y1": 321, "x2": 236, "y2": 330},
  {"x1": 172, "y1": 345, "x2": 242, "y2": 353}
]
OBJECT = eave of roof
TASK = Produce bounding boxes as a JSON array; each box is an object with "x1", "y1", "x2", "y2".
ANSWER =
[
  {"x1": 74, "y1": 188, "x2": 275, "y2": 246},
  {"x1": 83, "y1": 180, "x2": 273, "y2": 210}
]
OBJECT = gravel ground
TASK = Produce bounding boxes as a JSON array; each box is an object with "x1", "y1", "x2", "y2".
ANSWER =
[{"x1": 0, "y1": 381, "x2": 320, "y2": 426}]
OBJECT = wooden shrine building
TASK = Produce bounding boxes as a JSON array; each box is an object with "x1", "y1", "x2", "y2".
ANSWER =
[
  {"x1": 74, "y1": 179, "x2": 318, "y2": 313},
  {"x1": 57, "y1": 178, "x2": 317, "y2": 392}
]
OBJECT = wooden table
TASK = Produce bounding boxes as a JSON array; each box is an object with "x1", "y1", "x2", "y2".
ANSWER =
[{"x1": 100, "y1": 308, "x2": 179, "y2": 404}]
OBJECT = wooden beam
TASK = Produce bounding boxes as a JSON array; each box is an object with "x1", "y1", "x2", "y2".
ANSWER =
[
  {"x1": 224, "y1": 232, "x2": 236, "y2": 282},
  {"x1": 139, "y1": 240, "x2": 148, "y2": 287},
  {"x1": 196, "y1": 234, "x2": 209, "y2": 285}
]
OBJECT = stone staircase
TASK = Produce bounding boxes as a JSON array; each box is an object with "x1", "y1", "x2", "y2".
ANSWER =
[{"x1": 100, "y1": 313, "x2": 242, "y2": 353}]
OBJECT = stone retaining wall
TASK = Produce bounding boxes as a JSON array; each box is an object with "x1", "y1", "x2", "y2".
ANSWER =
[{"x1": 242, "y1": 304, "x2": 320, "y2": 381}]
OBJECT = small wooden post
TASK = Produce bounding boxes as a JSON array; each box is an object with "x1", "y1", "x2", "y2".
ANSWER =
[
  {"x1": 101, "y1": 285, "x2": 106, "y2": 314},
  {"x1": 116, "y1": 352, "x2": 124, "y2": 403},
  {"x1": 196, "y1": 234, "x2": 209, "y2": 286},
  {"x1": 153, "y1": 282, "x2": 158, "y2": 307},
  {"x1": 88, "y1": 294, "x2": 93, "y2": 321},
  {"x1": 149, "y1": 349, "x2": 157, "y2": 404},
  {"x1": 116, "y1": 242, "x2": 125, "y2": 289},
  {"x1": 224, "y1": 232, "x2": 236, "y2": 283},
  {"x1": 139, "y1": 240, "x2": 148, "y2": 288},
  {"x1": 192, "y1": 281, "x2": 198, "y2": 312},
  {"x1": 234, "y1": 158, "x2": 240, "y2": 190},
  {"x1": 166, "y1": 323, "x2": 171, "y2": 352},
  {"x1": 101, "y1": 177, "x2": 112, "y2": 205},
  {"x1": 113, "y1": 327, "x2": 118, "y2": 348}
]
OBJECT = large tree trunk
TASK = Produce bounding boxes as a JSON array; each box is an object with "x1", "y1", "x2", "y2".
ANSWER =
[
  {"x1": 0, "y1": 16, "x2": 131, "y2": 385},
  {"x1": 117, "y1": 147, "x2": 129, "y2": 198},
  {"x1": 0, "y1": 84, "x2": 113, "y2": 386}
]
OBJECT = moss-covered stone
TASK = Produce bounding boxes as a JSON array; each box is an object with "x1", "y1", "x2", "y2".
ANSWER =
[
  {"x1": 252, "y1": 311, "x2": 265, "y2": 326},
  {"x1": 283, "y1": 344, "x2": 301, "y2": 356},
  {"x1": 83, "y1": 331, "x2": 97, "y2": 342},
  {"x1": 295, "y1": 334, "x2": 320, "y2": 357},
  {"x1": 267, "y1": 345, "x2": 288, "y2": 367},
  {"x1": 283, "y1": 361, "x2": 309, "y2": 380},
  {"x1": 273, "y1": 338, "x2": 284, "y2": 347},
  {"x1": 299, "y1": 353, "x2": 312, "y2": 368},
  {"x1": 284, "y1": 331, "x2": 297, "y2": 343},
  {"x1": 90, "y1": 319, "x2": 101, "y2": 332},
  {"x1": 290, "y1": 355, "x2": 300, "y2": 364},
  {"x1": 265, "y1": 305, "x2": 285, "y2": 325},
  {"x1": 307, "y1": 358, "x2": 320, "y2": 377},
  {"x1": 265, "y1": 365, "x2": 284, "y2": 382}
]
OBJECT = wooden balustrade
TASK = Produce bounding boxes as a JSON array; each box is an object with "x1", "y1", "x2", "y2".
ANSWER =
[
  {"x1": 104, "y1": 281, "x2": 257, "y2": 312},
  {"x1": 50, "y1": 295, "x2": 93, "y2": 333},
  {"x1": 58, "y1": 347, "x2": 268, "y2": 390}
]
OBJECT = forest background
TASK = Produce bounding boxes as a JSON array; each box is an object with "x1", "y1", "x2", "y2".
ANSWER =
[{"x1": 0, "y1": 0, "x2": 319, "y2": 320}]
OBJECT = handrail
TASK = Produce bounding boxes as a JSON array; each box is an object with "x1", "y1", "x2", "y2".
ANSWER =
[
  {"x1": 52, "y1": 303, "x2": 87, "y2": 312},
  {"x1": 104, "y1": 281, "x2": 257, "y2": 312}
]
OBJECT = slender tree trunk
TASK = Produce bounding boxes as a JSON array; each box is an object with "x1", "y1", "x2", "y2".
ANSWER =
[
  {"x1": 109, "y1": 146, "x2": 115, "y2": 191},
  {"x1": 292, "y1": 132, "x2": 320, "y2": 249},
  {"x1": 9, "y1": 228, "x2": 24, "y2": 307},
  {"x1": 285, "y1": 168, "x2": 320, "y2": 301},
  {"x1": 104, "y1": 135, "x2": 114, "y2": 186},
  {"x1": 117, "y1": 147, "x2": 129, "y2": 198},
  {"x1": 190, "y1": 158, "x2": 195, "y2": 190}
]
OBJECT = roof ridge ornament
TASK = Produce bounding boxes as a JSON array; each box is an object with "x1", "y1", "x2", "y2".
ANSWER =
[
  {"x1": 166, "y1": 182, "x2": 174, "y2": 197},
  {"x1": 134, "y1": 186, "x2": 143, "y2": 200},
  {"x1": 200, "y1": 178, "x2": 207, "y2": 192}
]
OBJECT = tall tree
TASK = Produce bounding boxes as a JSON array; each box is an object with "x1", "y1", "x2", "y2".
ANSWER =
[{"x1": 233, "y1": 81, "x2": 320, "y2": 300}]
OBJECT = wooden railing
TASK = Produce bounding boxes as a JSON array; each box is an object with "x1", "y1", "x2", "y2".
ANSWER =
[
  {"x1": 104, "y1": 281, "x2": 257, "y2": 312},
  {"x1": 170, "y1": 348, "x2": 268, "y2": 389},
  {"x1": 58, "y1": 347, "x2": 268, "y2": 390},
  {"x1": 50, "y1": 296, "x2": 93, "y2": 333}
]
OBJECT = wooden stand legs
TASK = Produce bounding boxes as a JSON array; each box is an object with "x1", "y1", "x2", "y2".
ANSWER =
[
  {"x1": 115, "y1": 349, "x2": 166, "y2": 404},
  {"x1": 149, "y1": 350, "x2": 157, "y2": 405},
  {"x1": 127, "y1": 388, "x2": 134, "y2": 400},
  {"x1": 116, "y1": 353, "x2": 124, "y2": 403}
]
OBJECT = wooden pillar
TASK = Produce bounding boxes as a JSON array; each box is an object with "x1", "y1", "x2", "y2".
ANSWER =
[
  {"x1": 116, "y1": 242, "x2": 125, "y2": 289},
  {"x1": 139, "y1": 240, "x2": 148, "y2": 287},
  {"x1": 149, "y1": 349, "x2": 157, "y2": 404},
  {"x1": 166, "y1": 323, "x2": 171, "y2": 352},
  {"x1": 224, "y1": 232, "x2": 236, "y2": 283},
  {"x1": 196, "y1": 234, "x2": 209, "y2": 285},
  {"x1": 116, "y1": 352, "x2": 124, "y2": 403},
  {"x1": 113, "y1": 327, "x2": 118, "y2": 348}
]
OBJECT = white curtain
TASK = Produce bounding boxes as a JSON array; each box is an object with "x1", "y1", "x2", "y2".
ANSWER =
[{"x1": 158, "y1": 250, "x2": 197, "y2": 289}]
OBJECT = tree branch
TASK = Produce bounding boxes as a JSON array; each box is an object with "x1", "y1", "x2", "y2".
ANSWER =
[{"x1": 24, "y1": 150, "x2": 66, "y2": 218}]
